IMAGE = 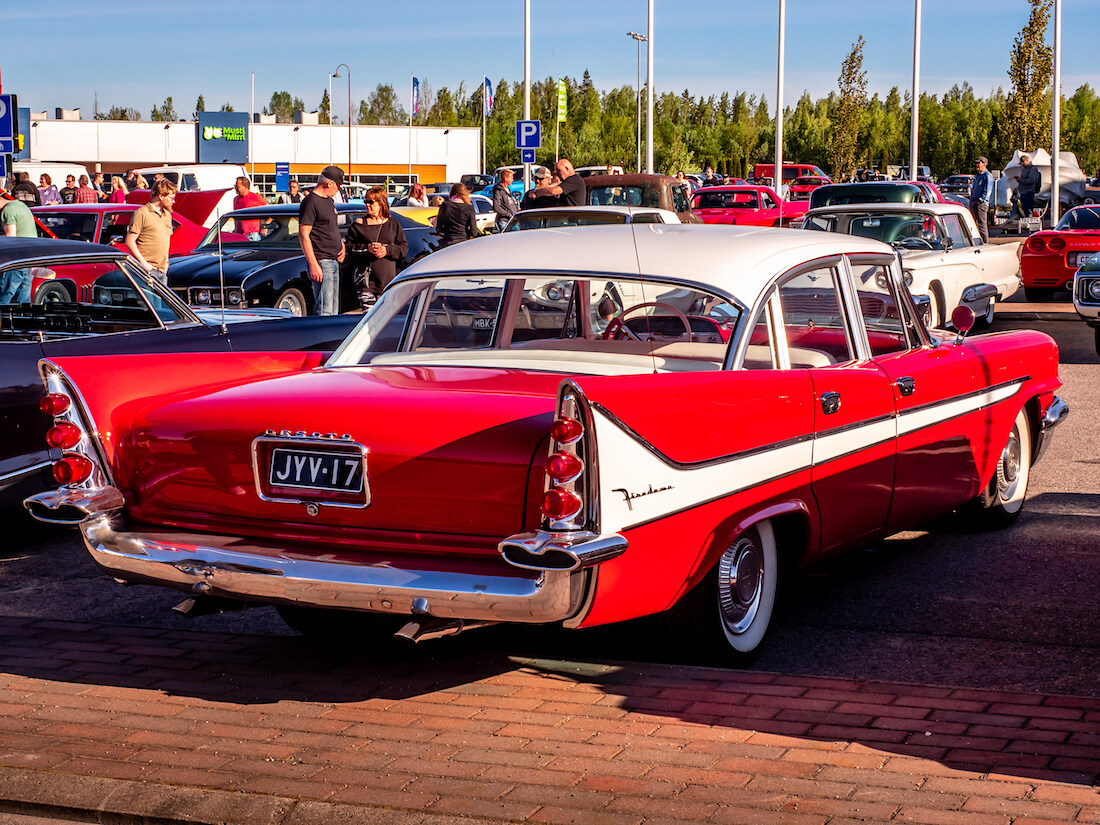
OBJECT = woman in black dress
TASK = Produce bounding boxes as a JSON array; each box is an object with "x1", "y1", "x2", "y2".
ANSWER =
[
  {"x1": 346, "y1": 187, "x2": 408, "y2": 309},
  {"x1": 435, "y1": 183, "x2": 480, "y2": 247}
]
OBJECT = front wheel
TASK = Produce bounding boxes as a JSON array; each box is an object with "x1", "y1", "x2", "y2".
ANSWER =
[
  {"x1": 276, "y1": 286, "x2": 309, "y2": 317},
  {"x1": 970, "y1": 408, "x2": 1031, "y2": 527}
]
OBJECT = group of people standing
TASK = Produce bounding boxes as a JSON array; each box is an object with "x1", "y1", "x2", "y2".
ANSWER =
[{"x1": 491, "y1": 158, "x2": 587, "y2": 229}]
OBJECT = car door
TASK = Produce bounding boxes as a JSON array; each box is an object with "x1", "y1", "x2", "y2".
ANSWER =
[
  {"x1": 845, "y1": 254, "x2": 981, "y2": 530},
  {"x1": 775, "y1": 260, "x2": 897, "y2": 552},
  {"x1": 939, "y1": 212, "x2": 986, "y2": 303}
]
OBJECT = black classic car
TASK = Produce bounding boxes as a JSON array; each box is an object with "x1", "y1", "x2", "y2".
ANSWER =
[
  {"x1": 168, "y1": 204, "x2": 439, "y2": 315},
  {"x1": 0, "y1": 238, "x2": 358, "y2": 510}
]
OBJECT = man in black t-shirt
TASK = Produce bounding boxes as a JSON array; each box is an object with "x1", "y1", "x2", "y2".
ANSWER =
[
  {"x1": 550, "y1": 159, "x2": 586, "y2": 207},
  {"x1": 298, "y1": 165, "x2": 346, "y2": 316},
  {"x1": 60, "y1": 175, "x2": 78, "y2": 204},
  {"x1": 11, "y1": 173, "x2": 41, "y2": 206}
]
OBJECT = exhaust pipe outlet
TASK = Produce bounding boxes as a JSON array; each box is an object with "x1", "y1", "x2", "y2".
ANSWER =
[
  {"x1": 172, "y1": 596, "x2": 251, "y2": 618},
  {"x1": 394, "y1": 618, "x2": 496, "y2": 643},
  {"x1": 23, "y1": 486, "x2": 125, "y2": 525}
]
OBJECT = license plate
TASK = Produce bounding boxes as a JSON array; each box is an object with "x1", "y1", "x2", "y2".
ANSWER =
[
  {"x1": 1074, "y1": 251, "x2": 1097, "y2": 266},
  {"x1": 268, "y1": 448, "x2": 364, "y2": 494}
]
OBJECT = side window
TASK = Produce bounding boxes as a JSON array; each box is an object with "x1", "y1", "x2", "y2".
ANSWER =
[
  {"x1": 849, "y1": 262, "x2": 910, "y2": 357},
  {"x1": 942, "y1": 215, "x2": 971, "y2": 248},
  {"x1": 743, "y1": 298, "x2": 779, "y2": 370},
  {"x1": 512, "y1": 279, "x2": 576, "y2": 343},
  {"x1": 413, "y1": 278, "x2": 505, "y2": 350},
  {"x1": 672, "y1": 185, "x2": 689, "y2": 213},
  {"x1": 760, "y1": 192, "x2": 776, "y2": 210},
  {"x1": 777, "y1": 266, "x2": 853, "y2": 367}
]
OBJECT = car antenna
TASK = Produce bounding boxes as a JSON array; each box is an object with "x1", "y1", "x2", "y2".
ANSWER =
[{"x1": 216, "y1": 210, "x2": 227, "y2": 333}]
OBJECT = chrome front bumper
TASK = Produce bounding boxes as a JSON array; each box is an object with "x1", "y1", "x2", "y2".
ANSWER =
[
  {"x1": 74, "y1": 514, "x2": 588, "y2": 625},
  {"x1": 1034, "y1": 395, "x2": 1069, "y2": 463}
]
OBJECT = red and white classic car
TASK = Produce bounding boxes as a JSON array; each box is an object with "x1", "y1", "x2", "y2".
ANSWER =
[{"x1": 24, "y1": 225, "x2": 1067, "y2": 659}]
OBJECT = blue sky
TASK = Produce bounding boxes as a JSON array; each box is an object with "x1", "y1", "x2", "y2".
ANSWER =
[{"x1": 4, "y1": 0, "x2": 1097, "y2": 120}]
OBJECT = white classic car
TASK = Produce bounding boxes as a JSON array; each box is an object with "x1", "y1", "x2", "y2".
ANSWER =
[
  {"x1": 503, "y1": 205, "x2": 681, "y2": 232},
  {"x1": 803, "y1": 202, "x2": 1021, "y2": 327}
]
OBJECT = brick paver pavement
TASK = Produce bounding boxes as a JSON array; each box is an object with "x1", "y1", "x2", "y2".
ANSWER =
[{"x1": 0, "y1": 615, "x2": 1095, "y2": 824}]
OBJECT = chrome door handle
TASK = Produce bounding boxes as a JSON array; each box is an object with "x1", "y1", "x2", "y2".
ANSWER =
[
  {"x1": 821, "y1": 391, "x2": 841, "y2": 415},
  {"x1": 897, "y1": 376, "x2": 916, "y2": 396}
]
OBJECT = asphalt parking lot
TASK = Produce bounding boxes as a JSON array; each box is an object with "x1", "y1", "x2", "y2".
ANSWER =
[{"x1": 0, "y1": 299, "x2": 1096, "y2": 824}]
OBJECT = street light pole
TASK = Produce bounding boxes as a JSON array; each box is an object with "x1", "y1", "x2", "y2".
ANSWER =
[
  {"x1": 910, "y1": 0, "x2": 922, "y2": 184},
  {"x1": 627, "y1": 32, "x2": 647, "y2": 174},
  {"x1": 334, "y1": 64, "x2": 352, "y2": 179},
  {"x1": 328, "y1": 73, "x2": 333, "y2": 165},
  {"x1": 645, "y1": 0, "x2": 654, "y2": 173}
]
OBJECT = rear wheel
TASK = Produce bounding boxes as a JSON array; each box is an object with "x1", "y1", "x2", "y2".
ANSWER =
[
  {"x1": 970, "y1": 408, "x2": 1031, "y2": 527},
  {"x1": 1024, "y1": 287, "x2": 1056, "y2": 303},
  {"x1": 276, "y1": 287, "x2": 309, "y2": 316},
  {"x1": 34, "y1": 281, "x2": 73, "y2": 304}
]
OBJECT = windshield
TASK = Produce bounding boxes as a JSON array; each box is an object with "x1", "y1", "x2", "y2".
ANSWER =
[
  {"x1": 1056, "y1": 207, "x2": 1100, "y2": 231},
  {"x1": 329, "y1": 275, "x2": 742, "y2": 374},
  {"x1": 695, "y1": 191, "x2": 759, "y2": 209},
  {"x1": 505, "y1": 212, "x2": 627, "y2": 231},
  {"x1": 197, "y1": 212, "x2": 306, "y2": 248},
  {"x1": 588, "y1": 185, "x2": 658, "y2": 208},
  {"x1": 805, "y1": 212, "x2": 945, "y2": 250}
]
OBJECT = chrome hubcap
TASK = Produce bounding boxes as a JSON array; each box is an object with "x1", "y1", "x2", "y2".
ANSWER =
[
  {"x1": 718, "y1": 536, "x2": 763, "y2": 635},
  {"x1": 997, "y1": 428, "x2": 1022, "y2": 499}
]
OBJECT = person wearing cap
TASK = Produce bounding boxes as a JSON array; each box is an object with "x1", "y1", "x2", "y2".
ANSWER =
[
  {"x1": 298, "y1": 165, "x2": 346, "y2": 316},
  {"x1": 520, "y1": 167, "x2": 557, "y2": 210},
  {"x1": 0, "y1": 191, "x2": 37, "y2": 304},
  {"x1": 968, "y1": 156, "x2": 994, "y2": 243},
  {"x1": 1017, "y1": 153, "x2": 1041, "y2": 219}
]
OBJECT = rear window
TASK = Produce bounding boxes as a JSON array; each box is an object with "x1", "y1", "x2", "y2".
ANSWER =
[
  {"x1": 1057, "y1": 207, "x2": 1100, "y2": 231},
  {"x1": 588, "y1": 185, "x2": 657, "y2": 208}
]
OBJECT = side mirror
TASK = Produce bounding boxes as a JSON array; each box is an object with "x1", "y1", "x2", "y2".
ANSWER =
[{"x1": 951, "y1": 305, "x2": 976, "y2": 344}]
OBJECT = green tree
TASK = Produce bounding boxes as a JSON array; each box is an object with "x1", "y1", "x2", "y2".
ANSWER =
[
  {"x1": 219, "y1": 102, "x2": 234, "y2": 112},
  {"x1": 1004, "y1": 0, "x2": 1053, "y2": 151},
  {"x1": 358, "y1": 84, "x2": 406, "y2": 125},
  {"x1": 193, "y1": 94, "x2": 206, "y2": 119},
  {"x1": 96, "y1": 105, "x2": 141, "y2": 121},
  {"x1": 150, "y1": 96, "x2": 177, "y2": 122},
  {"x1": 265, "y1": 91, "x2": 303, "y2": 123},
  {"x1": 319, "y1": 89, "x2": 331, "y2": 125},
  {"x1": 829, "y1": 36, "x2": 867, "y2": 181}
]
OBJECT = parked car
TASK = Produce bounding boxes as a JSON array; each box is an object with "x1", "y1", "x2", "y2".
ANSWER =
[
  {"x1": 1021, "y1": 205, "x2": 1100, "y2": 301},
  {"x1": 941, "y1": 174, "x2": 974, "y2": 196},
  {"x1": 31, "y1": 204, "x2": 206, "y2": 273},
  {"x1": 809, "y1": 182, "x2": 931, "y2": 210},
  {"x1": 166, "y1": 203, "x2": 439, "y2": 316},
  {"x1": 503, "y1": 205, "x2": 681, "y2": 231},
  {"x1": 787, "y1": 176, "x2": 832, "y2": 201},
  {"x1": 0, "y1": 237, "x2": 358, "y2": 511},
  {"x1": 1071, "y1": 253, "x2": 1100, "y2": 355},
  {"x1": 574, "y1": 166, "x2": 625, "y2": 178},
  {"x1": 691, "y1": 185, "x2": 808, "y2": 227},
  {"x1": 803, "y1": 201, "x2": 1022, "y2": 327},
  {"x1": 23, "y1": 224, "x2": 1066, "y2": 661},
  {"x1": 584, "y1": 173, "x2": 699, "y2": 223},
  {"x1": 470, "y1": 194, "x2": 497, "y2": 233}
]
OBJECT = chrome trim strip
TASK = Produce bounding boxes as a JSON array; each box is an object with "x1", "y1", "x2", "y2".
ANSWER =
[
  {"x1": 499, "y1": 530, "x2": 628, "y2": 572},
  {"x1": 77, "y1": 516, "x2": 586, "y2": 624},
  {"x1": 0, "y1": 461, "x2": 52, "y2": 485},
  {"x1": 23, "y1": 486, "x2": 125, "y2": 525},
  {"x1": 1034, "y1": 395, "x2": 1069, "y2": 463}
]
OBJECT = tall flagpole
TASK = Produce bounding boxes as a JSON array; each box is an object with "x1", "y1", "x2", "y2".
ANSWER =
[
  {"x1": 1051, "y1": 0, "x2": 1061, "y2": 225},
  {"x1": 408, "y1": 74, "x2": 413, "y2": 188},
  {"x1": 910, "y1": 0, "x2": 922, "y2": 182},
  {"x1": 645, "y1": 0, "x2": 654, "y2": 173},
  {"x1": 775, "y1": 0, "x2": 785, "y2": 220},
  {"x1": 482, "y1": 77, "x2": 486, "y2": 175},
  {"x1": 250, "y1": 72, "x2": 254, "y2": 179},
  {"x1": 524, "y1": 0, "x2": 531, "y2": 190}
]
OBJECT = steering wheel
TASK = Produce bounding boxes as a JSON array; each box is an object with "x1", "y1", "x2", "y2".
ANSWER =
[
  {"x1": 601, "y1": 301, "x2": 694, "y2": 342},
  {"x1": 897, "y1": 237, "x2": 934, "y2": 250}
]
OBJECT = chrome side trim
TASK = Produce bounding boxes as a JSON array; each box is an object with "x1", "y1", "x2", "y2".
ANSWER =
[
  {"x1": 499, "y1": 530, "x2": 628, "y2": 572},
  {"x1": 1034, "y1": 395, "x2": 1069, "y2": 463},
  {"x1": 0, "y1": 461, "x2": 52, "y2": 485},
  {"x1": 23, "y1": 486, "x2": 125, "y2": 525},
  {"x1": 77, "y1": 516, "x2": 587, "y2": 625}
]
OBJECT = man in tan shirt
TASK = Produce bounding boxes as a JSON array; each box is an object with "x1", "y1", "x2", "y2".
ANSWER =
[{"x1": 125, "y1": 178, "x2": 177, "y2": 284}]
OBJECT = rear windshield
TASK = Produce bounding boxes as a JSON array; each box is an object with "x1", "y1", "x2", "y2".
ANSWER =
[
  {"x1": 1056, "y1": 207, "x2": 1100, "y2": 231},
  {"x1": 588, "y1": 185, "x2": 659, "y2": 208}
]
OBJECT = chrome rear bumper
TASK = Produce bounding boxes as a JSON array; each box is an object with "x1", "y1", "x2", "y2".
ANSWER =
[
  {"x1": 76, "y1": 514, "x2": 587, "y2": 624},
  {"x1": 1035, "y1": 395, "x2": 1069, "y2": 463}
]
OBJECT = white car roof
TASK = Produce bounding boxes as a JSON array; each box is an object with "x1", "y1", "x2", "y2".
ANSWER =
[
  {"x1": 507, "y1": 205, "x2": 682, "y2": 223},
  {"x1": 806, "y1": 202, "x2": 970, "y2": 218},
  {"x1": 396, "y1": 224, "x2": 894, "y2": 305}
]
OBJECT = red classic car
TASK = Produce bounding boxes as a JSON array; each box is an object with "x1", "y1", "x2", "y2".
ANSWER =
[
  {"x1": 24, "y1": 225, "x2": 1067, "y2": 660},
  {"x1": 1020, "y1": 205, "x2": 1100, "y2": 301},
  {"x1": 692, "y1": 185, "x2": 809, "y2": 227},
  {"x1": 788, "y1": 176, "x2": 832, "y2": 201}
]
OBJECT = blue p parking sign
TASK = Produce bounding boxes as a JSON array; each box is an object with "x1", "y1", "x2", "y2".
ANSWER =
[
  {"x1": 0, "y1": 95, "x2": 15, "y2": 155},
  {"x1": 515, "y1": 120, "x2": 541, "y2": 150}
]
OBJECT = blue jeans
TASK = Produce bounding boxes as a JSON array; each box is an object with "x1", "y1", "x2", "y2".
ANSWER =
[
  {"x1": 0, "y1": 268, "x2": 31, "y2": 304},
  {"x1": 313, "y1": 259, "x2": 340, "y2": 315}
]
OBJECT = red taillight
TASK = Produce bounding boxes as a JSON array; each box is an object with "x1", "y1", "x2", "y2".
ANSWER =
[
  {"x1": 550, "y1": 417, "x2": 583, "y2": 444},
  {"x1": 541, "y1": 488, "x2": 582, "y2": 521},
  {"x1": 40, "y1": 393, "x2": 71, "y2": 416},
  {"x1": 46, "y1": 422, "x2": 82, "y2": 449},
  {"x1": 1049, "y1": 237, "x2": 1066, "y2": 251},
  {"x1": 546, "y1": 452, "x2": 583, "y2": 483},
  {"x1": 1026, "y1": 237, "x2": 1047, "y2": 252},
  {"x1": 53, "y1": 455, "x2": 93, "y2": 485}
]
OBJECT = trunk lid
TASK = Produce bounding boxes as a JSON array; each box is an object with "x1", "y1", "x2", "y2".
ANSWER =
[{"x1": 128, "y1": 365, "x2": 564, "y2": 538}]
